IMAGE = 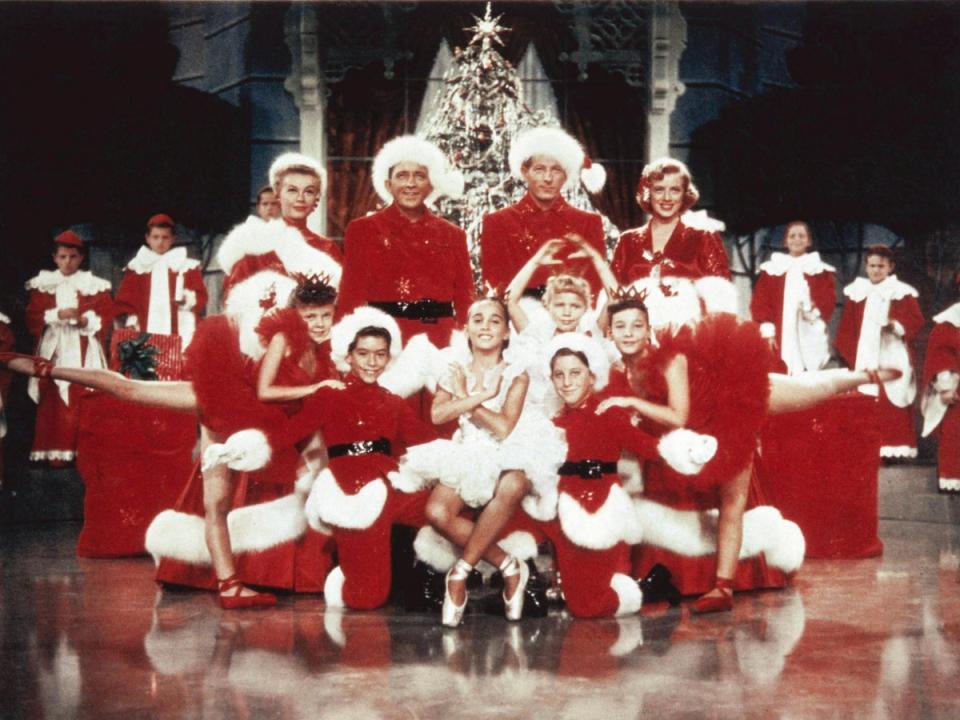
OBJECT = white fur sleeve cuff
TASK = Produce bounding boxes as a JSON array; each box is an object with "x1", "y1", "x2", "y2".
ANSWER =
[
  {"x1": 657, "y1": 429, "x2": 718, "y2": 475},
  {"x1": 43, "y1": 308, "x2": 62, "y2": 325},
  {"x1": 79, "y1": 310, "x2": 102, "y2": 337},
  {"x1": 201, "y1": 429, "x2": 272, "y2": 472},
  {"x1": 759, "y1": 322, "x2": 776, "y2": 339},
  {"x1": 888, "y1": 320, "x2": 905, "y2": 337},
  {"x1": 935, "y1": 370, "x2": 960, "y2": 392},
  {"x1": 180, "y1": 288, "x2": 197, "y2": 311}
]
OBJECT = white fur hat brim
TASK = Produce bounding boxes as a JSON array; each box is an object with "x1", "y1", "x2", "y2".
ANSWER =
[
  {"x1": 371, "y1": 135, "x2": 464, "y2": 206},
  {"x1": 269, "y1": 152, "x2": 328, "y2": 191},
  {"x1": 544, "y1": 332, "x2": 611, "y2": 391},
  {"x1": 509, "y1": 126, "x2": 605, "y2": 193},
  {"x1": 330, "y1": 306, "x2": 403, "y2": 373}
]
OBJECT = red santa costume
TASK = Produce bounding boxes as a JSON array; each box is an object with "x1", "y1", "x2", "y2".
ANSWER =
[
  {"x1": 113, "y1": 220, "x2": 208, "y2": 351},
  {"x1": 481, "y1": 126, "x2": 608, "y2": 298},
  {"x1": 25, "y1": 233, "x2": 112, "y2": 462},
  {"x1": 208, "y1": 307, "x2": 440, "y2": 611},
  {"x1": 0, "y1": 313, "x2": 13, "y2": 470},
  {"x1": 337, "y1": 136, "x2": 473, "y2": 348},
  {"x1": 835, "y1": 273, "x2": 924, "y2": 457},
  {"x1": 627, "y1": 315, "x2": 806, "y2": 596},
  {"x1": 921, "y1": 302, "x2": 960, "y2": 492},
  {"x1": 750, "y1": 250, "x2": 836, "y2": 374}
]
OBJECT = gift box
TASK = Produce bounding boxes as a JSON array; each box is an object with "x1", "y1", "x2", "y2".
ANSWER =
[{"x1": 109, "y1": 329, "x2": 183, "y2": 381}]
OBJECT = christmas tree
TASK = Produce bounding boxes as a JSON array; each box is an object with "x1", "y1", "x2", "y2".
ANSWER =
[{"x1": 420, "y1": 3, "x2": 619, "y2": 283}]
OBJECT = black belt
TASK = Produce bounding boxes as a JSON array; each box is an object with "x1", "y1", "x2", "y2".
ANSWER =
[
  {"x1": 558, "y1": 460, "x2": 618, "y2": 479},
  {"x1": 328, "y1": 437, "x2": 392, "y2": 459},
  {"x1": 522, "y1": 285, "x2": 546, "y2": 300},
  {"x1": 369, "y1": 299, "x2": 454, "y2": 324}
]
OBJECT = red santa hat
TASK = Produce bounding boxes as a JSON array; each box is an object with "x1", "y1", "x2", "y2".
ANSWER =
[
  {"x1": 53, "y1": 230, "x2": 84, "y2": 249},
  {"x1": 508, "y1": 126, "x2": 607, "y2": 194},
  {"x1": 371, "y1": 135, "x2": 465, "y2": 206},
  {"x1": 329, "y1": 305, "x2": 403, "y2": 373},
  {"x1": 544, "y1": 332, "x2": 611, "y2": 391},
  {"x1": 147, "y1": 213, "x2": 175, "y2": 228},
  {"x1": 268, "y1": 152, "x2": 328, "y2": 191}
]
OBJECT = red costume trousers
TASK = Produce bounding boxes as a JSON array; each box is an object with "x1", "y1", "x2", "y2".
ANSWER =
[
  {"x1": 334, "y1": 489, "x2": 430, "y2": 610},
  {"x1": 31, "y1": 379, "x2": 83, "y2": 461}
]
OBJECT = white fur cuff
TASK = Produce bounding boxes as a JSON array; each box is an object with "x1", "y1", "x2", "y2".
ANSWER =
[
  {"x1": 180, "y1": 288, "x2": 197, "y2": 311},
  {"x1": 43, "y1": 308, "x2": 61, "y2": 325},
  {"x1": 202, "y1": 429, "x2": 272, "y2": 472},
  {"x1": 657, "y1": 429, "x2": 717, "y2": 475},
  {"x1": 79, "y1": 310, "x2": 102, "y2": 337},
  {"x1": 759, "y1": 322, "x2": 776, "y2": 339},
  {"x1": 934, "y1": 371, "x2": 960, "y2": 392}
]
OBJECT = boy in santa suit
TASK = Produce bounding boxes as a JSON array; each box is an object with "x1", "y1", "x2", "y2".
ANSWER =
[
  {"x1": 836, "y1": 245, "x2": 925, "y2": 458},
  {"x1": 921, "y1": 291, "x2": 960, "y2": 493},
  {"x1": 113, "y1": 214, "x2": 208, "y2": 350},
  {"x1": 481, "y1": 126, "x2": 607, "y2": 300},
  {"x1": 750, "y1": 221, "x2": 836, "y2": 374},
  {"x1": 337, "y1": 135, "x2": 473, "y2": 349},
  {"x1": 25, "y1": 230, "x2": 112, "y2": 464}
]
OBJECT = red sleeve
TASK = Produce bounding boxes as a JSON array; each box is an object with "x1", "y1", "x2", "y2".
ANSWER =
[
  {"x1": 923, "y1": 323, "x2": 960, "y2": 387},
  {"x1": 396, "y1": 398, "x2": 439, "y2": 452},
  {"x1": 25, "y1": 290, "x2": 55, "y2": 342},
  {"x1": 809, "y1": 271, "x2": 837, "y2": 323},
  {"x1": 607, "y1": 408, "x2": 660, "y2": 460},
  {"x1": 480, "y1": 213, "x2": 509, "y2": 291},
  {"x1": 266, "y1": 387, "x2": 339, "y2": 450},
  {"x1": 184, "y1": 267, "x2": 208, "y2": 319},
  {"x1": 336, "y1": 220, "x2": 370, "y2": 319},
  {"x1": 451, "y1": 228, "x2": 475, "y2": 326},
  {"x1": 834, "y1": 300, "x2": 861, "y2": 368},
  {"x1": 79, "y1": 291, "x2": 113, "y2": 342},
  {"x1": 610, "y1": 233, "x2": 633, "y2": 285},
  {"x1": 697, "y1": 232, "x2": 731, "y2": 280},
  {"x1": 749, "y1": 273, "x2": 778, "y2": 326},
  {"x1": 0, "y1": 323, "x2": 13, "y2": 353},
  {"x1": 890, "y1": 295, "x2": 925, "y2": 344},
  {"x1": 113, "y1": 270, "x2": 143, "y2": 324}
]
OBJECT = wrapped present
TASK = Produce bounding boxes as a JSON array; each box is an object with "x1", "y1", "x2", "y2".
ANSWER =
[{"x1": 110, "y1": 329, "x2": 183, "y2": 381}]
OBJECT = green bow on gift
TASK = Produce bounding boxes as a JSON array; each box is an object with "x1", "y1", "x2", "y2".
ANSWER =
[{"x1": 117, "y1": 332, "x2": 159, "y2": 381}]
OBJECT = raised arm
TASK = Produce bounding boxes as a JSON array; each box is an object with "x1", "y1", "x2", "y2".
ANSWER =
[
  {"x1": 256, "y1": 333, "x2": 342, "y2": 403},
  {"x1": 506, "y1": 238, "x2": 566, "y2": 333}
]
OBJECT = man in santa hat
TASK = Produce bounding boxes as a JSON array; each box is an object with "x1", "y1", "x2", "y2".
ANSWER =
[
  {"x1": 113, "y1": 214, "x2": 208, "y2": 352},
  {"x1": 480, "y1": 125, "x2": 608, "y2": 300},
  {"x1": 337, "y1": 135, "x2": 474, "y2": 350},
  {"x1": 835, "y1": 244, "x2": 925, "y2": 458},
  {"x1": 25, "y1": 230, "x2": 112, "y2": 465}
]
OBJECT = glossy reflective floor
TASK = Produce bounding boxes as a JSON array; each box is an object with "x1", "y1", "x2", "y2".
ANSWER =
[{"x1": 2, "y1": 519, "x2": 960, "y2": 719}]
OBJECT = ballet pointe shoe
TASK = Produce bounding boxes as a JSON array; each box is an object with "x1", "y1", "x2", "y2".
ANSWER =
[
  {"x1": 0, "y1": 352, "x2": 52, "y2": 377},
  {"x1": 217, "y1": 575, "x2": 277, "y2": 610},
  {"x1": 690, "y1": 577, "x2": 734, "y2": 615},
  {"x1": 501, "y1": 555, "x2": 530, "y2": 622},
  {"x1": 442, "y1": 559, "x2": 472, "y2": 628}
]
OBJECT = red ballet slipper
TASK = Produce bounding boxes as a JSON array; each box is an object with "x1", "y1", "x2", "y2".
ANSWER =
[
  {"x1": 0, "y1": 352, "x2": 53, "y2": 377},
  {"x1": 217, "y1": 575, "x2": 277, "y2": 610},
  {"x1": 690, "y1": 577, "x2": 734, "y2": 615}
]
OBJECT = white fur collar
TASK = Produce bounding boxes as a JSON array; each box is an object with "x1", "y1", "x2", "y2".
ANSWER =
[
  {"x1": 126, "y1": 246, "x2": 198, "y2": 274},
  {"x1": 25, "y1": 269, "x2": 111, "y2": 295},
  {"x1": 933, "y1": 302, "x2": 960, "y2": 327},
  {"x1": 0, "y1": 312, "x2": 9, "y2": 324},
  {"x1": 843, "y1": 274, "x2": 918, "y2": 302},
  {"x1": 760, "y1": 251, "x2": 834, "y2": 276}
]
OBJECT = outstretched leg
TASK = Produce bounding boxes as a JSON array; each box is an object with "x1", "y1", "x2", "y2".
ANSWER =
[{"x1": 768, "y1": 368, "x2": 899, "y2": 415}]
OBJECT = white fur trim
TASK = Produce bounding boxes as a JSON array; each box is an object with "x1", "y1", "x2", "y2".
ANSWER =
[
  {"x1": 78, "y1": 310, "x2": 101, "y2": 337},
  {"x1": 759, "y1": 322, "x2": 776, "y2": 339},
  {"x1": 306, "y1": 468, "x2": 387, "y2": 530},
  {"x1": 610, "y1": 572, "x2": 643, "y2": 616},
  {"x1": 843, "y1": 275, "x2": 918, "y2": 303},
  {"x1": 617, "y1": 452, "x2": 644, "y2": 494},
  {"x1": 413, "y1": 526, "x2": 458, "y2": 572},
  {"x1": 681, "y1": 210, "x2": 726, "y2": 233},
  {"x1": 557, "y1": 483, "x2": 642, "y2": 550},
  {"x1": 933, "y1": 302, "x2": 960, "y2": 327},
  {"x1": 378, "y1": 333, "x2": 442, "y2": 397},
  {"x1": 223, "y1": 270, "x2": 298, "y2": 361},
  {"x1": 760, "y1": 251, "x2": 834, "y2": 276},
  {"x1": 269, "y1": 151, "x2": 327, "y2": 191},
  {"x1": 329, "y1": 306, "x2": 403, "y2": 373},
  {"x1": 497, "y1": 530, "x2": 539, "y2": 562},
  {"x1": 544, "y1": 332, "x2": 611, "y2": 391},
  {"x1": 940, "y1": 477, "x2": 960, "y2": 492},
  {"x1": 634, "y1": 498, "x2": 806, "y2": 573},
  {"x1": 394, "y1": 439, "x2": 451, "y2": 493},
  {"x1": 509, "y1": 126, "x2": 585, "y2": 192},
  {"x1": 580, "y1": 162, "x2": 607, "y2": 194},
  {"x1": 180, "y1": 288, "x2": 197, "y2": 311},
  {"x1": 43, "y1": 308, "x2": 60, "y2": 325},
  {"x1": 657, "y1": 429, "x2": 718, "y2": 475},
  {"x1": 694, "y1": 276, "x2": 739, "y2": 315},
  {"x1": 627, "y1": 276, "x2": 703, "y2": 329},
  {"x1": 126, "y1": 246, "x2": 196, "y2": 275},
  {"x1": 217, "y1": 217, "x2": 341, "y2": 285},
  {"x1": 371, "y1": 135, "x2": 463, "y2": 206},
  {"x1": 25, "y1": 269, "x2": 111, "y2": 295},
  {"x1": 324, "y1": 566, "x2": 345, "y2": 608},
  {"x1": 880, "y1": 445, "x2": 918, "y2": 458},
  {"x1": 0, "y1": 312, "x2": 10, "y2": 324},
  {"x1": 202, "y1": 429, "x2": 272, "y2": 472}
]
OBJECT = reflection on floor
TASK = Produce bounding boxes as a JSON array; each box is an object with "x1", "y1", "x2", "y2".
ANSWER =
[{"x1": 2, "y1": 519, "x2": 959, "y2": 719}]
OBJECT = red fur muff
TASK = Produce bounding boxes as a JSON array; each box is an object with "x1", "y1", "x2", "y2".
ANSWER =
[
  {"x1": 658, "y1": 313, "x2": 772, "y2": 493},
  {"x1": 256, "y1": 307, "x2": 312, "y2": 366}
]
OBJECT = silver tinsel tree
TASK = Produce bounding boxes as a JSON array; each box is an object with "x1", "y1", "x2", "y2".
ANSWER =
[{"x1": 420, "y1": 3, "x2": 619, "y2": 284}]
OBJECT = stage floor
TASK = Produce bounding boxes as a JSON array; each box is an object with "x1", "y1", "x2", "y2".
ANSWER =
[{"x1": 2, "y1": 519, "x2": 959, "y2": 719}]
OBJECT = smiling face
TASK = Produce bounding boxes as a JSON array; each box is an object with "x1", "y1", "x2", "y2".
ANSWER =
[
  {"x1": 546, "y1": 291, "x2": 587, "y2": 333},
  {"x1": 551, "y1": 352, "x2": 594, "y2": 407},
  {"x1": 278, "y1": 172, "x2": 322, "y2": 221},
  {"x1": 644, "y1": 171, "x2": 686, "y2": 222},
  {"x1": 783, "y1": 223, "x2": 811, "y2": 257},
  {"x1": 145, "y1": 226, "x2": 174, "y2": 255},
  {"x1": 52, "y1": 246, "x2": 83, "y2": 276},
  {"x1": 347, "y1": 334, "x2": 391, "y2": 384},
  {"x1": 521, "y1": 155, "x2": 567, "y2": 207},
  {"x1": 465, "y1": 299, "x2": 509, "y2": 354},
  {"x1": 298, "y1": 304, "x2": 336, "y2": 345},
  {"x1": 865, "y1": 254, "x2": 893, "y2": 284},
  {"x1": 386, "y1": 162, "x2": 433, "y2": 212},
  {"x1": 608, "y1": 307, "x2": 651, "y2": 358}
]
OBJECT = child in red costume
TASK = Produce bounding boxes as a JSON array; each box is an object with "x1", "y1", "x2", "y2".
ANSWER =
[
  {"x1": 921, "y1": 298, "x2": 960, "y2": 493},
  {"x1": 25, "y1": 231, "x2": 111, "y2": 464},
  {"x1": 835, "y1": 245, "x2": 925, "y2": 458},
  {"x1": 481, "y1": 126, "x2": 608, "y2": 300},
  {"x1": 113, "y1": 213, "x2": 207, "y2": 351},
  {"x1": 207, "y1": 306, "x2": 441, "y2": 611},
  {"x1": 0, "y1": 312, "x2": 13, "y2": 487},
  {"x1": 750, "y1": 221, "x2": 836, "y2": 374}
]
